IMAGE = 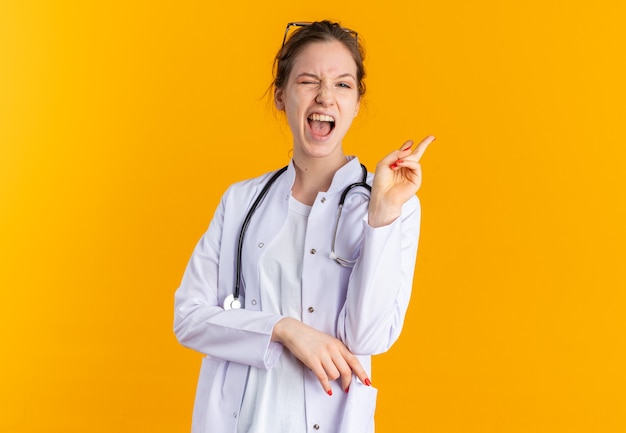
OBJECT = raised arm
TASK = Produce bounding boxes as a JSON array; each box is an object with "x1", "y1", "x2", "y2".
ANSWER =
[{"x1": 338, "y1": 135, "x2": 434, "y2": 354}]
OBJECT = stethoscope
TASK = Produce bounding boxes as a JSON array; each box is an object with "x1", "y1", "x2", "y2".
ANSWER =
[{"x1": 223, "y1": 163, "x2": 371, "y2": 310}]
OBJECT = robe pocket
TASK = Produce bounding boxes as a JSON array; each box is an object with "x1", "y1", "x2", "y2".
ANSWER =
[{"x1": 338, "y1": 379, "x2": 378, "y2": 432}]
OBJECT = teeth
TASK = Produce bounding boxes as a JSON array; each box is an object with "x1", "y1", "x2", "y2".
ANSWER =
[{"x1": 308, "y1": 113, "x2": 335, "y2": 122}]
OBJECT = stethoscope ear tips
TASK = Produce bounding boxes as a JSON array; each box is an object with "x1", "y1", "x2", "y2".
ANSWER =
[{"x1": 223, "y1": 294, "x2": 242, "y2": 310}]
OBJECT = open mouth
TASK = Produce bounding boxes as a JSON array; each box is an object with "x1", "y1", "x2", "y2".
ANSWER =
[{"x1": 307, "y1": 113, "x2": 335, "y2": 137}]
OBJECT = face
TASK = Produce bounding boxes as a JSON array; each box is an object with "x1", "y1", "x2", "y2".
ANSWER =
[{"x1": 274, "y1": 40, "x2": 360, "y2": 162}]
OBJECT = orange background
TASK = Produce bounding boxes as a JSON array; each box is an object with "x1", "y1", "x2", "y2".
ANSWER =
[{"x1": 1, "y1": 1, "x2": 625, "y2": 432}]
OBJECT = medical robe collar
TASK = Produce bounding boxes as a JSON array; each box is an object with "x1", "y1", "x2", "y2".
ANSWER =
[{"x1": 285, "y1": 156, "x2": 366, "y2": 193}]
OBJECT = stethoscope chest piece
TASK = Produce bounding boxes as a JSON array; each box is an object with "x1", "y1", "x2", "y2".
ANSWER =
[{"x1": 223, "y1": 294, "x2": 242, "y2": 310}]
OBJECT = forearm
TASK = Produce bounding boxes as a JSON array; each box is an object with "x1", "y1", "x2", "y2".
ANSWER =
[
  {"x1": 174, "y1": 296, "x2": 285, "y2": 368},
  {"x1": 367, "y1": 196, "x2": 402, "y2": 228},
  {"x1": 339, "y1": 197, "x2": 421, "y2": 354}
]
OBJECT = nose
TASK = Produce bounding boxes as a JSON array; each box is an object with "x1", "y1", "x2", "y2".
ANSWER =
[{"x1": 315, "y1": 84, "x2": 334, "y2": 106}]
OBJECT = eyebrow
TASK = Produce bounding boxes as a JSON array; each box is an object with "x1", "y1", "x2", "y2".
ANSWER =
[{"x1": 295, "y1": 72, "x2": 357, "y2": 81}]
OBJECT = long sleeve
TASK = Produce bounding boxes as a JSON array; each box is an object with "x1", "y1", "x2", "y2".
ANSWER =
[
  {"x1": 337, "y1": 196, "x2": 421, "y2": 355},
  {"x1": 173, "y1": 186, "x2": 285, "y2": 370}
]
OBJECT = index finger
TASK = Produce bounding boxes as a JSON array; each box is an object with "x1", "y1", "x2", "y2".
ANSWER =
[{"x1": 412, "y1": 135, "x2": 435, "y2": 162}]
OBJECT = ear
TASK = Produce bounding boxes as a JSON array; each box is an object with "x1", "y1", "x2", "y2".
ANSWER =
[{"x1": 274, "y1": 88, "x2": 285, "y2": 111}]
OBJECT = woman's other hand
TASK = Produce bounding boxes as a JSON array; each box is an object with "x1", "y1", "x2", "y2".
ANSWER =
[
  {"x1": 272, "y1": 317, "x2": 371, "y2": 395},
  {"x1": 368, "y1": 135, "x2": 435, "y2": 228}
]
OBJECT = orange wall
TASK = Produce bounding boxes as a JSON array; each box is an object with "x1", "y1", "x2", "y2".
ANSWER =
[{"x1": 1, "y1": 1, "x2": 625, "y2": 432}]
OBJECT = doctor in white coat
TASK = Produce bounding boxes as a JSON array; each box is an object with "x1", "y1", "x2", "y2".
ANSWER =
[{"x1": 174, "y1": 20, "x2": 434, "y2": 433}]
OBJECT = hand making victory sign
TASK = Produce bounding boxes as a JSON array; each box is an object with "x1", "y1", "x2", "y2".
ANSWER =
[{"x1": 368, "y1": 135, "x2": 435, "y2": 228}]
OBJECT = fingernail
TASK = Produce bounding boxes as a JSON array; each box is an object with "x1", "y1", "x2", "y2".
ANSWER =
[
  {"x1": 390, "y1": 163, "x2": 397, "y2": 169},
  {"x1": 364, "y1": 378, "x2": 372, "y2": 386},
  {"x1": 402, "y1": 144, "x2": 412, "y2": 151},
  {"x1": 327, "y1": 389, "x2": 333, "y2": 396},
  {"x1": 396, "y1": 159, "x2": 404, "y2": 164},
  {"x1": 345, "y1": 386, "x2": 350, "y2": 393}
]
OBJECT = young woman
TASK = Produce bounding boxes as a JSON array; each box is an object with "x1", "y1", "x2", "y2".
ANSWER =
[{"x1": 174, "y1": 20, "x2": 434, "y2": 433}]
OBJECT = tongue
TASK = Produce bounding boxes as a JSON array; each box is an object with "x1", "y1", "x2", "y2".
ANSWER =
[{"x1": 310, "y1": 120, "x2": 331, "y2": 136}]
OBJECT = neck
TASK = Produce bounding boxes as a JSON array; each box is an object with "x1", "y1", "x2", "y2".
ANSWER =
[{"x1": 291, "y1": 153, "x2": 347, "y2": 205}]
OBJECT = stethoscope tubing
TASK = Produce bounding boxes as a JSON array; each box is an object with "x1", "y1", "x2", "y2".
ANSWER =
[
  {"x1": 330, "y1": 179, "x2": 371, "y2": 267},
  {"x1": 225, "y1": 164, "x2": 369, "y2": 310},
  {"x1": 232, "y1": 166, "x2": 288, "y2": 304}
]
